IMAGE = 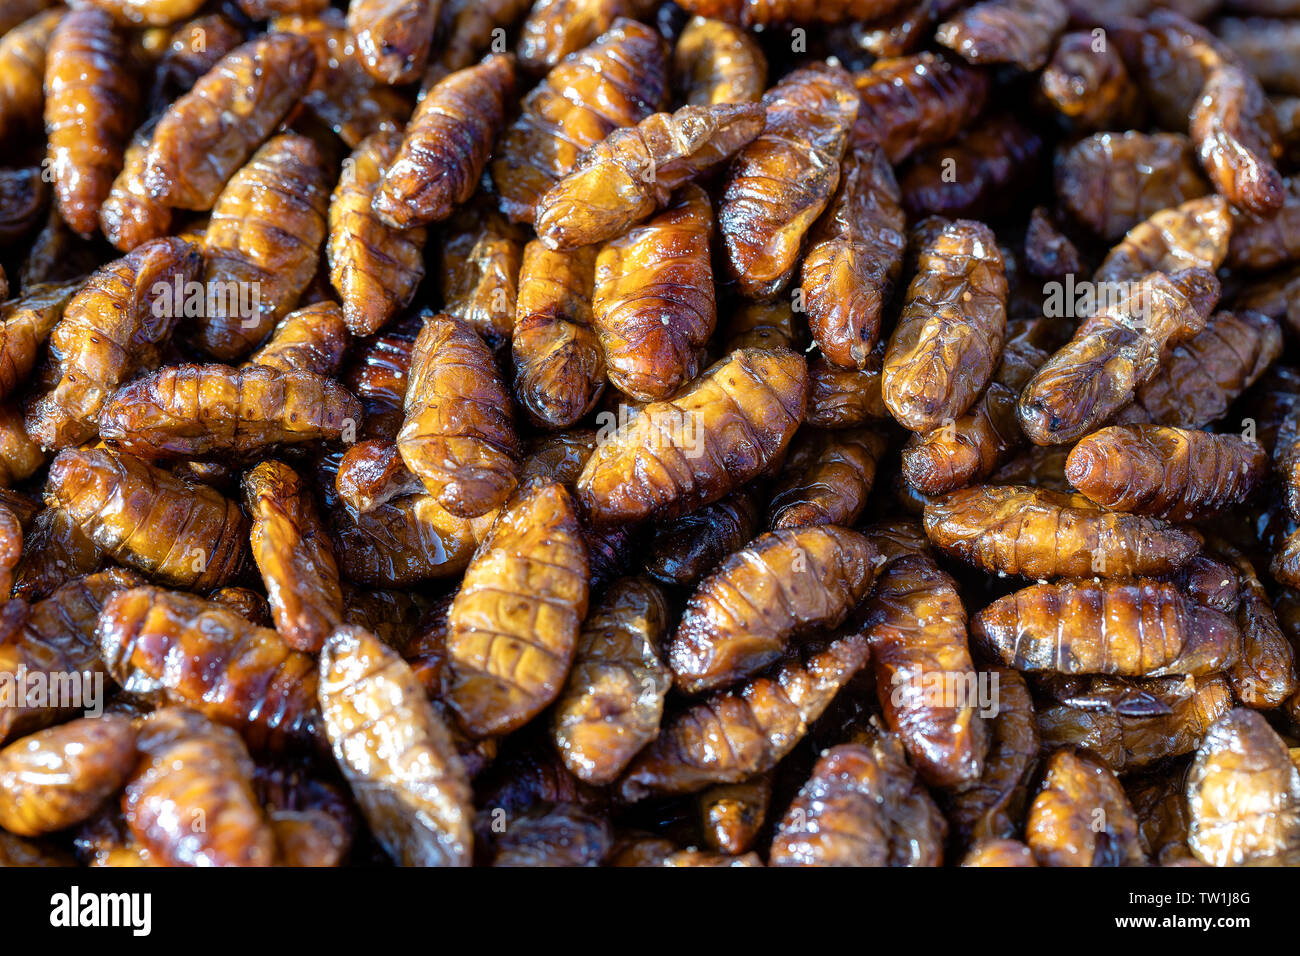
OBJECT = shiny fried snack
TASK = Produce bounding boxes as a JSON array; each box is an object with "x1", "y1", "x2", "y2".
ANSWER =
[
  {"x1": 849, "y1": 52, "x2": 987, "y2": 163},
  {"x1": 1215, "y1": 544, "x2": 1299, "y2": 709},
  {"x1": 667, "y1": 525, "x2": 877, "y2": 693},
  {"x1": 674, "y1": 0, "x2": 910, "y2": 25},
  {"x1": 147, "y1": 14, "x2": 245, "y2": 112},
  {"x1": 246, "y1": 302, "x2": 349, "y2": 377},
  {"x1": 719, "y1": 64, "x2": 858, "y2": 299},
  {"x1": 79, "y1": 0, "x2": 207, "y2": 26},
  {"x1": 100, "y1": 124, "x2": 172, "y2": 253},
  {"x1": 644, "y1": 488, "x2": 761, "y2": 586},
  {"x1": 334, "y1": 440, "x2": 425, "y2": 514},
  {"x1": 1227, "y1": 178, "x2": 1300, "y2": 273},
  {"x1": 422, "y1": 0, "x2": 531, "y2": 85},
  {"x1": 346, "y1": 0, "x2": 438, "y2": 85},
  {"x1": 342, "y1": 315, "x2": 420, "y2": 440},
  {"x1": 699, "y1": 775, "x2": 770, "y2": 856},
  {"x1": 437, "y1": 203, "x2": 525, "y2": 349},
  {"x1": 319, "y1": 624, "x2": 473, "y2": 867},
  {"x1": 936, "y1": 0, "x2": 1067, "y2": 71},
  {"x1": 1040, "y1": 31, "x2": 1142, "y2": 131},
  {"x1": 592, "y1": 185, "x2": 716, "y2": 401},
  {"x1": 767, "y1": 428, "x2": 887, "y2": 530},
  {"x1": 806, "y1": 351, "x2": 889, "y2": 429},
  {"x1": 209, "y1": 587, "x2": 272, "y2": 628},
  {"x1": 1026, "y1": 749, "x2": 1145, "y2": 866},
  {"x1": 0, "y1": 405, "x2": 43, "y2": 489},
  {"x1": 672, "y1": 14, "x2": 767, "y2": 106},
  {"x1": 1095, "y1": 196, "x2": 1232, "y2": 285},
  {"x1": 518, "y1": 0, "x2": 653, "y2": 72},
  {"x1": 0, "y1": 9, "x2": 62, "y2": 146},
  {"x1": 328, "y1": 490, "x2": 478, "y2": 587}
]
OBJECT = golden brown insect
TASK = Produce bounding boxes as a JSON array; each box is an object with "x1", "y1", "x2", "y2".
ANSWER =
[
  {"x1": 882, "y1": 219, "x2": 1007, "y2": 433},
  {"x1": 372, "y1": 54, "x2": 515, "y2": 230},
  {"x1": 899, "y1": 115, "x2": 1043, "y2": 220},
  {"x1": 767, "y1": 429, "x2": 887, "y2": 530},
  {"x1": 10, "y1": 509, "x2": 106, "y2": 602},
  {"x1": 0, "y1": 404, "x2": 43, "y2": 489},
  {"x1": 723, "y1": 299, "x2": 802, "y2": 353},
  {"x1": 674, "y1": 0, "x2": 911, "y2": 25},
  {"x1": 397, "y1": 313, "x2": 521, "y2": 519},
  {"x1": 1094, "y1": 196, "x2": 1232, "y2": 285},
  {"x1": 1025, "y1": 749, "x2": 1145, "y2": 866},
  {"x1": 343, "y1": 313, "x2": 422, "y2": 440},
  {"x1": 1040, "y1": 30, "x2": 1142, "y2": 131},
  {"x1": 719, "y1": 64, "x2": 858, "y2": 299},
  {"x1": 551, "y1": 576, "x2": 671, "y2": 785},
  {"x1": 437, "y1": 202, "x2": 526, "y2": 350},
  {"x1": 145, "y1": 13, "x2": 244, "y2": 113},
  {"x1": 100, "y1": 123, "x2": 172, "y2": 253},
  {"x1": 208, "y1": 587, "x2": 273, "y2": 628},
  {"x1": 245, "y1": 301, "x2": 349, "y2": 377},
  {"x1": 1212, "y1": 543, "x2": 1299, "y2": 709},
  {"x1": 698, "y1": 775, "x2": 770, "y2": 856},
  {"x1": 334, "y1": 440, "x2": 425, "y2": 514},
  {"x1": 328, "y1": 129, "x2": 427, "y2": 337},
  {"x1": 445, "y1": 481, "x2": 589, "y2": 737},
  {"x1": 328, "y1": 489, "x2": 478, "y2": 587},
  {"x1": 1017, "y1": 268, "x2": 1220, "y2": 446},
  {"x1": 142, "y1": 33, "x2": 315, "y2": 211},
  {"x1": 346, "y1": 0, "x2": 438, "y2": 85},
  {"x1": 936, "y1": 0, "x2": 1067, "y2": 70},
  {"x1": 1227, "y1": 178, "x2": 1300, "y2": 272},
  {"x1": 805, "y1": 351, "x2": 888, "y2": 429},
  {"x1": 535, "y1": 101, "x2": 762, "y2": 251},
  {"x1": 643, "y1": 487, "x2": 762, "y2": 587},
  {"x1": 0, "y1": 10, "x2": 62, "y2": 146},
  {"x1": 46, "y1": 447, "x2": 248, "y2": 590},
  {"x1": 518, "y1": 0, "x2": 655, "y2": 73},
  {"x1": 319, "y1": 624, "x2": 473, "y2": 867},
  {"x1": 196, "y1": 134, "x2": 330, "y2": 359},
  {"x1": 672, "y1": 14, "x2": 766, "y2": 106},
  {"x1": 490, "y1": 18, "x2": 668, "y2": 224},
  {"x1": 592, "y1": 185, "x2": 716, "y2": 402},
  {"x1": 25, "y1": 238, "x2": 201, "y2": 450},
  {"x1": 576, "y1": 348, "x2": 806, "y2": 525},
  {"x1": 76, "y1": 0, "x2": 207, "y2": 27},
  {"x1": 849, "y1": 52, "x2": 988, "y2": 163},
  {"x1": 421, "y1": 0, "x2": 532, "y2": 86}
]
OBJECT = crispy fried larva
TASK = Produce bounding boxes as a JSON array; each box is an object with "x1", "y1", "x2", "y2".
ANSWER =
[
  {"x1": 46, "y1": 447, "x2": 247, "y2": 589},
  {"x1": 270, "y1": 809, "x2": 349, "y2": 867},
  {"x1": 0, "y1": 9, "x2": 62, "y2": 146},
  {"x1": 674, "y1": 0, "x2": 910, "y2": 25},
  {"x1": 1024, "y1": 207, "x2": 1083, "y2": 281},
  {"x1": 806, "y1": 351, "x2": 888, "y2": 428},
  {"x1": 147, "y1": 14, "x2": 244, "y2": 113},
  {"x1": 899, "y1": 115, "x2": 1043, "y2": 220},
  {"x1": 1026, "y1": 749, "x2": 1145, "y2": 866},
  {"x1": 617, "y1": 633, "x2": 870, "y2": 801},
  {"x1": 1216, "y1": 16, "x2": 1300, "y2": 96},
  {"x1": 1017, "y1": 268, "x2": 1220, "y2": 446},
  {"x1": 98, "y1": 586, "x2": 320, "y2": 753},
  {"x1": 197, "y1": 134, "x2": 330, "y2": 359},
  {"x1": 491, "y1": 18, "x2": 668, "y2": 224},
  {"x1": 445, "y1": 481, "x2": 589, "y2": 737},
  {"x1": 767, "y1": 428, "x2": 887, "y2": 531},
  {"x1": 437, "y1": 203, "x2": 526, "y2": 349},
  {"x1": 243, "y1": 461, "x2": 343, "y2": 654},
  {"x1": 0, "y1": 280, "x2": 78, "y2": 397},
  {"x1": 1214, "y1": 544, "x2": 1299, "y2": 709},
  {"x1": 208, "y1": 587, "x2": 272, "y2": 628},
  {"x1": 972, "y1": 578, "x2": 1239, "y2": 677},
  {"x1": 397, "y1": 313, "x2": 521, "y2": 519},
  {"x1": 328, "y1": 492, "x2": 478, "y2": 586},
  {"x1": 1187, "y1": 708, "x2": 1300, "y2": 866},
  {"x1": 883, "y1": 219, "x2": 1007, "y2": 433},
  {"x1": 666, "y1": 526, "x2": 876, "y2": 694},
  {"x1": 342, "y1": 314, "x2": 421, "y2": 440},
  {"x1": 576, "y1": 348, "x2": 806, "y2": 526},
  {"x1": 142, "y1": 34, "x2": 316, "y2": 211},
  {"x1": 849, "y1": 52, "x2": 988, "y2": 163},
  {"x1": 592, "y1": 185, "x2": 716, "y2": 402},
  {"x1": 1057, "y1": 132, "x2": 1211, "y2": 240},
  {"x1": 512, "y1": 240, "x2": 605, "y2": 429},
  {"x1": 961, "y1": 839, "x2": 1037, "y2": 866},
  {"x1": 1040, "y1": 31, "x2": 1142, "y2": 131},
  {"x1": 552, "y1": 576, "x2": 671, "y2": 785},
  {"x1": 77, "y1": 0, "x2": 206, "y2": 27},
  {"x1": 11, "y1": 511, "x2": 107, "y2": 602},
  {"x1": 643, "y1": 487, "x2": 761, "y2": 586},
  {"x1": 535, "y1": 102, "x2": 762, "y2": 251},
  {"x1": 672, "y1": 15, "x2": 766, "y2": 106},
  {"x1": 0, "y1": 403, "x2": 43, "y2": 488},
  {"x1": 1228, "y1": 178, "x2": 1300, "y2": 272},
  {"x1": 1127, "y1": 772, "x2": 1197, "y2": 865},
  {"x1": 1094, "y1": 196, "x2": 1232, "y2": 285},
  {"x1": 936, "y1": 0, "x2": 1067, "y2": 70},
  {"x1": 328, "y1": 129, "x2": 427, "y2": 337},
  {"x1": 335, "y1": 440, "x2": 425, "y2": 514},
  {"x1": 518, "y1": 0, "x2": 654, "y2": 72},
  {"x1": 372, "y1": 55, "x2": 515, "y2": 230},
  {"x1": 723, "y1": 300, "x2": 801, "y2": 353},
  {"x1": 0, "y1": 166, "x2": 48, "y2": 246},
  {"x1": 770, "y1": 732, "x2": 946, "y2": 867},
  {"x1": 719, "y1": 64, "x2": 858, "y2": 299},
  {"x1": 0, "y1": 715, "x2": 137, "y2": 836},
  {"x1": 698, "y1": 775, "x2": 770, "y2": 855},
  {"x1": 802, "y1": 147, "x2": 905, "y2": 371},
  {"x1": 124, "y1": 707, "x2": 275, "y2": 867},
  {"x1": 320, "y1": 624, "x2": 473, "y2": 867},
  {"x1": 1065, "y1": 425, "x2": 1267, "y2": 521},
  {"x1": 100, "y1": 124, "x2": 172, "y2": 253},
  {"x1": 246, "y1": 302, "x2": 349, "y2": 377},
  {"x1": 347, "y1": 0, "x2": 438, "y2": 85}
]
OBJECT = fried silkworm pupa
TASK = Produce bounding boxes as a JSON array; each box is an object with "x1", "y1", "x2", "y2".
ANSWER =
[
  {"x1": 1228, "y1": 178, "x2": 1300, "y2": 272},
  {"x1": 372, "y1": 54, "x2": 515, "y2": 231},
  {"x1": 397, "y1": 313, "x2": 521, "y2": 519},
  {"x1": 46, "y1": 447, "x2": 248, "y2": 590},
  {"x1": 1040, "y1": 30, "x2": 1142, "y2": 131},
  {"x1": 899, "y1": 115, "x2": 1043, "y2": 220},
  {"x1": 1025, "y1": 749, "x2": 1145, "y2": 866},
  {"x1": 698, "y1": 775, "x2": 770, "y2": 856},
  {"x1": 489, "y1": 805, "x2": 613, "y2": 867},
  {"x1": 769, "y1": 731, "x2": 946, "y2": 867},
  {"x1": 643, "y1": 487, "x2": 761, "y2": 587},
  {"x1": 124, "y1": 707, "x2": 275, "y2": 867},
  {"x1": 0, "y1": 9, "x2": 62, "y2": 146},
  {"x1": 802, "y1": 146, "x2": 906, "y2": 371},
  {"x1": 767, "y1": 428, "x2": 887, "y2": 531},
  {"x1": 25, "y1": 238, "x2": 200, "y2": 450},
  {"x1": 961, "y1": 839, "x2": 1037, "y2": 866},
  {"x1": 1057, "y1": 131, "x2": 1211, "y2": 241},
  {"x1": 512, "y1": 240, "x2": 604, "y2": 430},
  {"x1": 618, "y1": 631, "x2": 870, "y2": 801},
  {"x1": 437, "y1": 202, "x2": 525, "y2": 350},
  {"x1": 592, "y1": 184, "x2": 716, "y2": 402},
  {"x1": 551, "y1": 576, "x2": 671, "y2": 785},
  {"x1": 243, "y1": 461, "x2": 343, "y2": 655},
  {"x1": 1212, "y1": 544, "x2": 1299, "y2": 709},
  {"x1": 98, "y1": 586, "x2": 320, "y2": 753},
  {"x1": 1065, "y1": 425, "x2": 1267, "y2": 521},
  {"x1": 577, "y1": 347, "x2": 806, "y2": 526},
  {"x1": 719, "y1": 64, "x2": 858, "y2": 300},
  {"x1": 883, "y1": 219, "x2": 1007, "y2": 433},
  {"x1": 674, "y1": 0, "x2": 911, "y2": 25},
  {"x1": 328, "y1": 492, "x2": 478, "y2": 587},
  {"x1": 490, "y1": 18, "x2": 668, "y2": 224},
  {"x1": 346, "y1": 0, "x2": 438, "y2": 85},
  {"x1": 936, "y1": 0, "x2": 1067, "y2": 71},
  {"x1": 146, "y1": 14, "x2": 244, "y2": 113},
  {"x1": 1094, "y1": 195, "x2": 1232, "y2": 285},
  {"x1": 672, "y1": 14, "x2": 766, "y2": 106},
  {"x1": 78, "y1": 0, "x2": 206, "y2": 27},
  {"x1": 806, "y1": 351, "x2": 888, "y2": 428},
  {"x1": 517, "y1": 0, "x2": 656, "y2": 73},
  {"x1": 972, "y1": 578, "x2": 1239, "y2": 677},
  {"x1": 342, "y1": 315, "x2": 421, "y2": 440},
  {"x1": 1126, "y1": 771, "x2": 1197, "y2": 865},
  {"x1": 445, "y1": 481, "x2": 589, "y2": 737},
  {"x1": 334, "y1": 440, "x2": 425, "y2": 515},
  {"x1": 100, "y1": 123, "x2": 171, "y2": 253},
  {"x1": 320, "y1": 624, "x2": 473, "y2": 867},
  {"x1": 10, "y1": 510, "x2": 107, "y2": 603},
  {"x1": 328, "y1": 129, "x2": 427, "y2": 337},
  {"x1": 0, "y1": 404, "x2": 43, "y2": 489},
  {"x1": 0, "y1": 715, "x2": 137, "y2": 837},
  {"x1": 1017, "y1": 268, "x2": 1220, "y2": 446},
  {"x1": 667, "y1": 525, "x2": 877, "y2": 693},
  {"x1": 535, "y1": 101, "x2": 762, "y2": 251},
  {"x1": 142, "y1": 33, "x2": 315, "y2": 211},
  {"x1": 849, "y1": 52, "x2": 988, "y2": 164},
  {"x1": 1158, "y1": 553, "x2": 1240, "y2": 615},
  {"x1": 196, "y1": 134, "x2": 329, "y2": 360},
  {"x1": 420, "y1": 0, "x2": 530, "y2": 85},
  {"x1": 209, "y1": 587, "x2": 273, "y2": 628},
  {"x1": 245, "y1": 302, "x2": 349, "y2": 378}
]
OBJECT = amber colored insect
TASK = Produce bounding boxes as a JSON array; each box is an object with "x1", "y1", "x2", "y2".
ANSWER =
[
  {"x1": 1094, "y1": 196, "x2": 1232, "y2": 285},
  {"x1": 672, "y1": 14, "x2": 766, "y2": 106},
  {"x1": 342, "y1": 314, "x2": 421, "y2": 441},
  {"x1": 437, "y1": 202, "x2": 526, "y2": 350},
  {"x1": 372, "y1": 54, "x2": 515, "y2": 230},
  {"x1": 617, "y1": 632, "x2": 870, "y2": 801},
  {"x1": 334, "y1": 440, "x2": 425, "y2": 515},
  {"x1": 1227, "y1": 178, "x2": 1300, "y2": 273},
  {"x1": 1025, "y1": 749, "x2": 1145, "y2": 866},
  {"x1": 592, "y1": 185, "x2": 716, "y2": 402},
  {"x1": 674, "y1": 0, "x2": 911, "y2": 25},
  {"x1": 882, "y1": 219, "x2": 1007, "y2": 433},
  {"x1": 1133, "y1": 9, "x2": 1218, "y2": 131},
  {"x1": 643, "y1": 487, "x2": 761, "y2": 587},
  {"x1": 25, "y1": 238, "x2": 201, "y2": 450},
  {"x1": 445, "y1": 481, "x2": 589, "y2": 737},
  {"x1": 936, "y1": 0, "x2": 1067, "y2": 71},
  {"x1": 1213, "y1": 544, "x2": 1300, "y2": 709},
  {"x1": 346, "y1": 0, "x2": 437, "y2": 85},
  {"x1": 805, "y1": 351, "x2": 888, "y2": 429},
  {"x1": 551, "y1": 576, "x2": 671, "y2": 785},
  {"x1": 124, "y1": 707, "x2": 275, "y2": 867},
  {"x1": 142, "y1": 33, "x2": 315, "y2": 211},
  {"x1": 208, "y1": 587, "x2": 272, "y2": 628},
  {"x1": 698, "y1": 775, "x2": 770, "y2": 856},
  {"x1": 518, "y1": 0, "x2": 655, "y2": 73},
  {"x1": 899, "y1": 115, "x2": 1042, "y2": 220},
  {"x1": 246, "y1": 302, "x2": 349, "y2": 378},
  {"x1": 490, "y1": 18, "x2": 668, "y2": 224},
  {"x1": 319, "y1": 624, "x2": 473, "y2": 867},
  {"x1": 422, "y1": 0, "x2": 532, "y2": 86},
  {"x1": 146, "y1": 14, "x2": 244, "y2": 113},
  {"x1": 10, "y1": 510, "x2": 107, "y2": 602},
  {"x1": 1040, "y1": 30, "x2": 1142, "y2": 131},
  {"x1": 767, "y1": 429, "x2": 887, "y2": 531},
  {"x1": 100, "y1": 124, "x2": 172, "y2": 253},
  {"x1": 0, "y1": 10, "x2": 63, "y2": 146},
  {"x1": 76, "y1": 0, "x2": 207, "y2": 27},
  {"x1": 849, "y1": 52, "x2": 987, "y2": 164},
  {"x1": 0, "y1": 404, "x2": 43, "y2": 489},
  {"x1": 328, "y1": 490, "x2": 478, "y2": 587},
  {"x1": 719, "y1": 64, "x2": 858, "y2": 299}
]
